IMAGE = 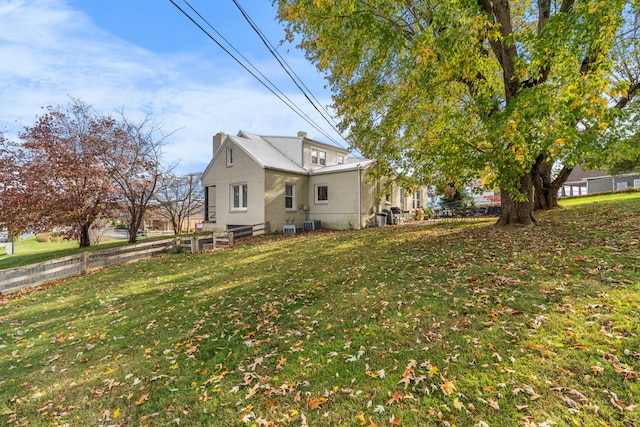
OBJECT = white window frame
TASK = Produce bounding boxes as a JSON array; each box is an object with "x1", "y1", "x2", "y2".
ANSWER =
[
  {"x1": 319, "y1": 150, "x2": 326, "y2": 166},
  {"x1": 413, "y1": 190, "x2": 421, "y2": 209},
  {"x1": 230, "y1": 183, "x2": 247, "y2": 211},
  {"x1": 226, "y1": 147, "x2": 233, "y2": 167},
  {"x1": 285, "y1": 183, "x2": 296, "y2": 211},
  {"x1": 311, "y1": 148, "x2": 318, "y2": 164},
  {"x1": 315, "y1": 184, "x2": 328, "y2": 204},
  {"x1": 337, "y1": 155, "x2": 344, "y2": 164}
]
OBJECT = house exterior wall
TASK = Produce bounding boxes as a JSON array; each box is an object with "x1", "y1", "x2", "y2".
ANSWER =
[
  {"x1": 302, "y1": 141, "x2": 349, "y2": 170},
  {"x1": 615, "y1": 174, "x2": 640, "y2": 189},
  {"x1": 587, "y1": 177, "x2": 615, "y2": 194},
  {"x1": 587, "y1": 174, "x2": 640, "y2": 194},
  {"x1": 359, "y1": 169, "x2": 380, "y2": 228},
  {"x1": 264, "y1": 169, "x2": 309, "y2": 231},
  {"x1": 202, "y1": 141, "x2": 266, "y2": 231},
  {"x1": 308, "y1": 168, "x2": 377, "y2": 229}
]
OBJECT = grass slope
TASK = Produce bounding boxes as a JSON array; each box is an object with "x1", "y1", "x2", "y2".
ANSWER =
[{"x1": 0, "y1": 196, "x2": 638, "y2": 426}]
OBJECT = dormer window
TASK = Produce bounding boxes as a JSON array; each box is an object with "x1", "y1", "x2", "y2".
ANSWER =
[
  {"x1": 311, "y1": 148, "x2": 327, "y2": 166},
  {"x1": 311, "y1": 148, "x2": 326, "y2": 165},
  {"x1": 226, "y1": 147, "x2": 233, "y2": 166},
  {"x1": 337, "y1": 155, "x2": 344, "y2": 164}
]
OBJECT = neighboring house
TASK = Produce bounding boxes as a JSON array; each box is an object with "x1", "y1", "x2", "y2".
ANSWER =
[
  {"x1": 201, "y1": 130, "x2": 383, "y2": 232},
  {"x1": 144, "y1": 206, "x2": 205, "y2": 233},
  {"x1": 560, "y1": 166, "x2": 640, "y2": 197}
]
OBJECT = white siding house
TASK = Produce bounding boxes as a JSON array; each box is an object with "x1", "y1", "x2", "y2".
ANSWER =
[{"x1": 201, "y1": 131, "x2": 379, "y2": 232}]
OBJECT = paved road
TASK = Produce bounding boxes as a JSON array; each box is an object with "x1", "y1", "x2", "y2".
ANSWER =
[{"x1": 103, "y1": 230, "x2": 176, "y2": 240}]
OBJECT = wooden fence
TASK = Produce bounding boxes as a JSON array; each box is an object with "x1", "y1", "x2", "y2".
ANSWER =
[
  {"x1": 0, "y1": 239, "x2": 176, "y2": 294},
  {"x1": 180, "y1": 223, "x2": 270, "y2": 253},
  {"x1": 181, "y1": 231, "x2": 234, "y2": 254},
  {"x1": 1, "y1": 222, "x2": 271, "y2": 295}
]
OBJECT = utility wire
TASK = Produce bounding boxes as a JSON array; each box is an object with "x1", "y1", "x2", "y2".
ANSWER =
[
  {"x1": 231, "y1": 0, "x2": 347, "y2": 148},
  {"x1": 179, "y1": 0, "x2": 329, "y2": 142},
  {"x1": 169, "y1": 0, "x2": 344, "y2": 147}
]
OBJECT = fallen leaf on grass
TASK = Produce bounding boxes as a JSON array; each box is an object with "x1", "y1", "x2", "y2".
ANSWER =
[
  {"x1": 246, "y1": 383, "x2": 260, "y2": 400},
  {"x1": 453, "y1": 397, "x2": 464, "y2": 411},
  {"x1": 487, "y1": 399, "x2": 500, "y2": 410},
  {"x1": 440, "y1": 377, "x2": 456, "y2": 396},
  {"x1": 528, "y1": 342, "x2": 556, "y2": 357},
  {"x1": 255, "y1": 416, "x2": 273, "y2": 426},
  {"x1": 307, "y1": 397, "x2": 327, "y2": 410},
  {"x1": 562, "y1": 396, "x2": 579, "y2": 409},
  {"x1": 276, "y1": 357, "x2": 287, "y2": 370},
  {"x1": 386, "y1": 391, "x2": 403, "y2": 406},
  {"x1": 135, "y1": 393, "x2": 149, "y2": 406}
]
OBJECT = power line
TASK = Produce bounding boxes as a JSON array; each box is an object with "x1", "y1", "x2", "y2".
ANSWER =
[
  {"x1": 169, "y1": 0, "x2": 346, "y2": 148},
  {"x1": 230, "y1": 0, "x2": 347, "y2": 148},
  {"x1": 179, "y1": 0, "x2": 327, "y2": 141}
]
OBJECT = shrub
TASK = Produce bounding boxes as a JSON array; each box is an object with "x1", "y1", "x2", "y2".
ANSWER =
[{"x1": 35, "y1": 233, "x2": 50, "y2": 243}]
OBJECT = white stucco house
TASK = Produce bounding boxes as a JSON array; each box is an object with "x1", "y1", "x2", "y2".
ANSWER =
[{"x1": 201, "y1": 130, "x2": 386, "y2": 232}]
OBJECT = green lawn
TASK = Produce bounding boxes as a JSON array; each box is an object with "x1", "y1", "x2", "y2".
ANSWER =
[
  {"x1": 0, "y1": 194, "x2": 638, "y2": 426},
  {"x1": 558, "y1": 189, "x2": 640, "y2": 207}
]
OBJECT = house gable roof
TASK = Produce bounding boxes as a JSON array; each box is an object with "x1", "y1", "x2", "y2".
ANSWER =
[
  {"x1": 202, "y1": 130, "x2": 373, "y2": 180},
  {"x1": 231, "y1": 131, "x2": 307, "y2": 174}
]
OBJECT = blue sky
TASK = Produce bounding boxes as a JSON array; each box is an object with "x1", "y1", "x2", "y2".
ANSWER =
[{"x1": 0, "y1": 0, "x2": 343, "y2": 173}]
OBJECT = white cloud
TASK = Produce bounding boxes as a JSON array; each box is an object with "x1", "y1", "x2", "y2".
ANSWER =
[{"x1": 0, "y1": 0, "x2": 339, "y2": 173}]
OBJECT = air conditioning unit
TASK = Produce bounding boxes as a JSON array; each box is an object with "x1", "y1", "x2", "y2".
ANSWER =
[
  {"x1": 282, "y1": 224, "x2": 297, "y2": 234},
  {"x1": 302, "y1": 220, "x2": 321, "y2": 231}
]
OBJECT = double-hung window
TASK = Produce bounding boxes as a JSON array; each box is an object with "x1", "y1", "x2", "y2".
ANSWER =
[
  {"x1": 285, "y1": 183, "x2": 295, "y2": 210},
  {"x1": 413, "y1": 191, "x2": 421, "y2": 209},
  {"x1": 310, "y1": 148, "x2": 326, "y2": 165},
  {"x1": 231, "y1": 184, "x2": 247, "y2": 210}
]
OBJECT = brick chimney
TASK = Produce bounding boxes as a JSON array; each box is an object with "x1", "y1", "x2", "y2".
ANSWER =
[
  {"x1": 213, "y1": 132, "x2": 227, "y2": 157},
  {"x1": 297, "y1": 131, "x2": 307, "y2": 138}
]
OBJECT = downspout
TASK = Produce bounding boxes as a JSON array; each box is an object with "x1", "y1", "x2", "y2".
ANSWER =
[{"x1": 357, "y1": 164, "x2": 362, "y2": 230}]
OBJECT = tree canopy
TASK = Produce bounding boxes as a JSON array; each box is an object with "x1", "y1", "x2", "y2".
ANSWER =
[
  {"x1": 153, "y1": 173, "x2": 204, "y2": 235},
  {"x1": 0, "y1": 99, "x2": 170, "y2": 247},
  {"x1": 276, "y1": 0, "x2": 640, "y2": 225},
  {"x1": 1, "y1": 100, "x2": 117, "y2": 246}
]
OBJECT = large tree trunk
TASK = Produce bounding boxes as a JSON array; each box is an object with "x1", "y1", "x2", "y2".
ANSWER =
[
  {"x1": 79, "y1": 222, "x2": 91, "y2": 248},
  {"x1": 496, "y1": 173, "x2": 536, "y2": 226},
  {"x1": 533, "y1": 161, "x2": 574, "y2": 211}
]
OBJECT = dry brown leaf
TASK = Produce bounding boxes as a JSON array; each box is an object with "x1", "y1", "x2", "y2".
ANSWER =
[
  {"x1": 135, "y1": 393, "x2": 149, "y2": 406},
  {"x1": 307, "y1": 397, "x2": 327, "y2": 410},
  {"x1": 440, "y1": 378, "x2": 456, "y2": 396},
  {"x1": 386, "y1": 391, "x2": 404, "y2": 406}
]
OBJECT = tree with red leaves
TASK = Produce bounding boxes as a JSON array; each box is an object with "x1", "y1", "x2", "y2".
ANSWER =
[
  {"x1": 1, "y1": 100, "x2": 116, "y2": 247},
  {"x1": 0, "y1": 99, "x2": 171, "y2": 247}
]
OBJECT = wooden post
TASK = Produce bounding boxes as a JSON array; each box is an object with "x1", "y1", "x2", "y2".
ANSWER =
[
  {"x1": 265, "y1": 221, "x2": 270, "y2": 234},
  {"x1": 212, "y1": 232, "x2": 217, "y2": 250},
  {"x1": 228, "y1": 232, "x2": 234, "y2": 248},
  {"x1": 190, "y1": 236, "x2": 197, "y2": 254},
  {"x1": 82, "y1": 252, "x2": 90, "y2": 274}
]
